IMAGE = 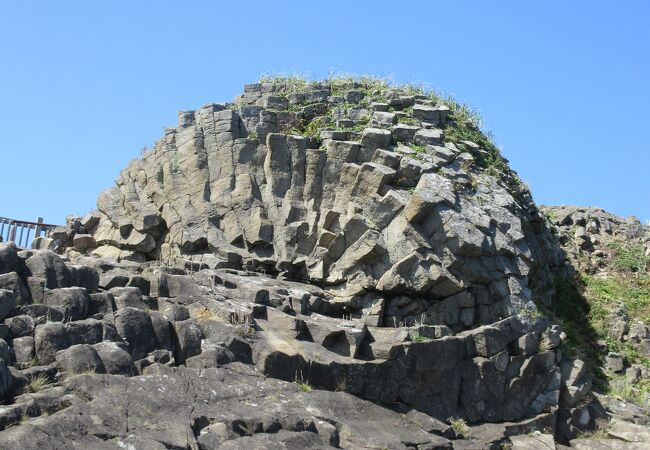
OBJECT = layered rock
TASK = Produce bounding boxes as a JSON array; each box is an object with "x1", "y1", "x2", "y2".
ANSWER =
[
  {"x1": 84, "y1": 79, "x2": 562, "y2": 328},
  {"x1": 1, "y1": 79, "x2": 626, "y2": 447}
]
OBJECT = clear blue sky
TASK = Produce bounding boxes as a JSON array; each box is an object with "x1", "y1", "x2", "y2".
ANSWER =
[{"x1": 1, "y1": 1, "x2": 648, "y2": 226}]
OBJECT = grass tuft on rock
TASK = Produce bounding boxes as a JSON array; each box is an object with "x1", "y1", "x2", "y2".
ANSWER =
[{"x1": 24, "y1": 373, "x2": 50, "y2": 394}]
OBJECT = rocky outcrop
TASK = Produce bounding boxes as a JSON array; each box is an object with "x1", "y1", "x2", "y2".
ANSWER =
[
  {"x1": 541, "y1": 204, "x2": 650, "y2": 275},
  {"x1": 4, "y1": 79, "x2": 635, "y2": 448},
  {"x1": 83, "y1": 79, "x2": 561, "y2": 316}
]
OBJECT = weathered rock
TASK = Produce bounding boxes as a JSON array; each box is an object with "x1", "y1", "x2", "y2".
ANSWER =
[
  {"x1": 0, "y1": 366, "x2": 453, "y2": 449},
  {"x1": 109, "y1": 286, "x2": 145, "y2": 309},
  {"x1": 510, "y1": 433, "x2": 555, "y2": 449},
  {"x1": 88, "y1": 292, "x2": 115, "y2": 316},
  {"x1": 34, "y1": 322, "x2": 71, "y2": 364},
  {"x1": 172, "y1": 319, "x2": 203, "y2": 363},
  {"x1": 17, "y1": 304, "x2": 64, "y2": 323},
  {"x1": 114, "y1": 307, "x2": 156, "y2": 359},
  {"x1": 0, "y1": 80, "x2": 599, "y2": 438},
  {"x1": 186, "y1": 345, "x2": 235, "y2": 368},
  {"x1": 0, "y1": 272, "x2": 30, "y2": 306},
  {"x1": 55, "y1": 344, "x2": 106, "y2": 374},
  {"x1": 13, "y1": 336, "x2": 35, "y2": 366},
  {"x1": 0, "y1": 338, "x2": 9, "y2": 362},
  {"x1": 24, "y1": 250, "x2": 72, "y2": 289},
  {"x1": 25, "y1": 277, "x2": 46, "y2": 303},
  {"x1": 43, "y1": 287, "x2": 89, "y2": 321},
  {"x1": 0, "y1": 289, "x2": 16, "y2": 321},
  {"x1": 68, "y1": 265, "x2": 99, "y2": 293},
  {"x1": 149, "y1": 311, "x2": 174, "y2": 351},
  {"x1": 412, "y1": 104, "x2": 450, "y2": 124},
  {"x1": 92, "y1": 341, "x2": 134, "y2": 375},
  {"x1": 0, "y1": 358, "x2": 11, "y2": 402},
  {"x1": 5, "y1": 314, "x2": 35, "y2": 338},
  {"x1": 605, "y1": 352, "x2": 624, "y2": 373},
  {"x1": 0, "y1": 242, "x2": 19, "y2": 275},
  {"x1": 414, "y1": 128, "x2": 444, "y2": 146},
  {"x1": 98, "y1": 268, "x2": 130, "y2": 290}
]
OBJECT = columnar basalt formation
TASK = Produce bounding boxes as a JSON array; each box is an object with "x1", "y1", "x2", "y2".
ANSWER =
[
  {"x1": 0, "y1": 78, "x2": 618, "y2": 448},
  {"x1": 89, "y1": 79, "x2": 561, "y2": 324}
]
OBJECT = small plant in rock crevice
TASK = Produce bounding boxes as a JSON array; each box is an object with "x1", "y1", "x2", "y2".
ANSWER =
[
  {"x1": 23, "y1": 373, "x2": 50, "y2": 394},
  {"x1": 448, "y1": 417, "x2": 470, "y2": 438},
  {"x1": 230, "y1": 310, "x2": 255, "y2": 337},
  {"x1": 294, "y1": 370, "x2": 312, "y2": 393},
  {"x1": 410, "y1": 333, "x2": 431, "y2": 343}
]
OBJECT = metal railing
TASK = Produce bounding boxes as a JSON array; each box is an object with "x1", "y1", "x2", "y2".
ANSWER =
[{"x1": 0, "y1": 216, "x2": 59, "y2": 248}]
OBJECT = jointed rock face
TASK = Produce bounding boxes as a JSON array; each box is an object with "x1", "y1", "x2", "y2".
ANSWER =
[
  {"x1": 1, "y1": 78, "x2": 645, "y2": 448},
  {"x1": 92, "y1": 79, "x2": 559, "y2": 322}
]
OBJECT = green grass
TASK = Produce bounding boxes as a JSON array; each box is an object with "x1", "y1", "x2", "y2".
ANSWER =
[
  {"x1": 410, "y1": 333, "x2": 431, "y2": 343},
  {"x1": 409, "y1": 143, "x2": 426, "y2": 154},
  {"x1": 256, "y1": 74, "x2": 522, "y2": 186},
  {"x1": 607, "y1": 241, "x2": 649, "y2": 273},
  {"x1": 583, "y1": 274, "x2": 650, "y2": 329},
  {"x1": 545, "y1": 272, "x2": 650, "y2": 378},
  {"x1": 448, "y1": 417, "x2": 470, "y2": 438},
  {"x1": 336, "y1": 122, "x2": 368, "y2": 133},
  {"x1": 444, "y1": 122, "x2": 514, "y2": 180},
  {"x1": 607, "y1": 375, "x2": 650, "y2": 404},
  {"x1": 397, "y1": 116, "x2": 418, "y2": 125},
  {"x1": 23, "y1": 373, "x2": 50, "y2": 394},
  {"x1": 294, "y1": 371, "x2": 312, "y2": 392},
  {"x1": 543, "y1": 275, "x2": 604, "y2": 371}
]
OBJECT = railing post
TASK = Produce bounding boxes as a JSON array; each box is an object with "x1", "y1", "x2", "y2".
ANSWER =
[
  {"x1": 25, "y1": 226, "x2": 32, "y2": 247},
  {"x1": 9, "y1": 222, "x2": 16, "y2": 242},
  {"x1": 35, "y1": 217, "x2": 43, "y2": 238}
]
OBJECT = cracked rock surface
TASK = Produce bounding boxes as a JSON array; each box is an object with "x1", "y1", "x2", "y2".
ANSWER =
[{"x1": 5, "y1": 79, "x2": 645, "y2": 448}]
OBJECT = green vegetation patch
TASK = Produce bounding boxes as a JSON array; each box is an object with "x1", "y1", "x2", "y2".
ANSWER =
[
  {"x1": 607, "y1": 241, "x2": 650, "y2": 274},
  {"x1": 548, "y1": 272, "x2": 650, "y2": 376},
  {"x1": 256, "y1": 73, "x2": 523, "y2": 185},
  {"x1": 583, "y1": 274, "x2": 650, "y2": 330}
]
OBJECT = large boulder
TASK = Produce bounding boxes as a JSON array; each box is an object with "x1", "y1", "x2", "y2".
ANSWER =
[
  {"x1": 149, "y1": 311, "x2": 174, "y2": 351},
  {"x1": 68, "y1": 264, "x2": 99, "y2": 293},
  {"x1": 114, "y1": 307, "x2": 156, "y2": 359},
  {"x1": 54, "y1": 344, "x2": 106, "y2": 374},
  {"x1": 92, "y1": 341, "x2": 134, "y2": 375},
  {"x1": 84, "y1": 78, "x2": 553, "y2": 319},
  {"x1": 0, "y1": 242, "x2": 18, "y2": 275},
  {"x1": 0, "y1": 272, "x2": 31, "y2": 305},
  {"x1": 5, "y1": 314, "x2": 35, "y2": 338},
  {"x1": 0, "y1": 289, "x2": 16, "y2": 321},
  {"x1": 20, "y1": 304, "x2": 65, "y2": 322},
  {"x1": 171, "y1": 319, "x2": 203, "y2": 364},
  {"x1": 109, "y1": 286, "x2": 145, "y2": 309},
  {"x1": 24, "y1": 250, "x2": 72, "y2": 289},
  {"x1": 34, "y1": 322, "x2": 71, "y2": 364},
  {"x1": 43, "y1": 287, "x2": 89, "y2": 320},
  {"x1": 0, "y1": 358, "x2": 12, "y2": 402}
]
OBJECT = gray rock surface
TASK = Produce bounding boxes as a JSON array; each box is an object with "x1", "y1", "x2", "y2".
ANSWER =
[
  {"x1": 4, "y1": 79, "x2": 641, "y2": 447},
  {"x1": 0, "y1": 289, "x2": 16, "y2": 322},
  {"x1": 0, "y1": 367, "x2": 456, "y2": 450}
]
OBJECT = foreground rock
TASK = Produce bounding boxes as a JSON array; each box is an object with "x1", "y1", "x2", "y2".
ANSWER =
[{"x1": 0, "y1": 366, "x2": 455, "y2": 449}]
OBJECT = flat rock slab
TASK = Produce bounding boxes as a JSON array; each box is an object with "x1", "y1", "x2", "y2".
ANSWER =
[{"x1": 0, "y1": 366, "x2": 450, "y2": 450}]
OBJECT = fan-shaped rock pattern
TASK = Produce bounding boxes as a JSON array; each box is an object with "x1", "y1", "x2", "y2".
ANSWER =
[{"x1": 89, "y1": 80, "x2": 559, "y2": 331}]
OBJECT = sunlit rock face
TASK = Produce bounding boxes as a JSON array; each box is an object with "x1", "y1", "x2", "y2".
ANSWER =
[
  {"x1": 25, "y1": 78, "x2": 580, "y2": 426},
  {"x1": 90, "y1": 79, "x2": 560, "y2": 327}
]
